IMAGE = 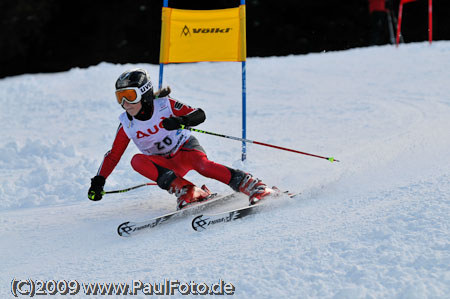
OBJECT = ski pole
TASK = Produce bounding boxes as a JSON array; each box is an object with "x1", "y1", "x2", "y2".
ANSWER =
[
  {"x1": 103, "y1": 182, "x2": 157, "y2": 195},
  {"x1": 181, "y1": 125, "x2": 339, "y2": 162}
]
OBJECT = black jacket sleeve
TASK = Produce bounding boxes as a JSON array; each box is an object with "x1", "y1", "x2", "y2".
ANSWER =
[{"x1": 181, "y1": 108, "x2": 206, "y2": 127}]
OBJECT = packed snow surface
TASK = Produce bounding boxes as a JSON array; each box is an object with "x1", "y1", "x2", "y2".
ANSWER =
[{"x1": 1, "y1": 42, "x2": 450, "y2": 298}]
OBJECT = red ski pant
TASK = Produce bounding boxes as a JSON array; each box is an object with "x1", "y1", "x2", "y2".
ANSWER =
[{"x1": 130, "y1": 149, "x2": 231, "y2": 186}]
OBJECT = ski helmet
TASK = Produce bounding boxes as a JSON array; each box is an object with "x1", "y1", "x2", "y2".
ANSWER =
[{"x1": 115, "y1": 68, "x2": 154, "y2": 106}]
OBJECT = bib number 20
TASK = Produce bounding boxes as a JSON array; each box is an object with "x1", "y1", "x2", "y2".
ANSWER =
[{"x1": 155, "y1": 136, "x2": 173, "y2": 150}]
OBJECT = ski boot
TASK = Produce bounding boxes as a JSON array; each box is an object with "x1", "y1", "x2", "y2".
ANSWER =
[
  {"x1": 233, "y1": 172, "x2": 276, "y2": 205},
  {"x1": 168, "y1": 177, "x2": 211, "y2": 210}
]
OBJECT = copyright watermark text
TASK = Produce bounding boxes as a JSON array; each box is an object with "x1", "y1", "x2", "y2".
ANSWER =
[{"x1": 11, "y1": 278, "x2": 235, "y2": 296}]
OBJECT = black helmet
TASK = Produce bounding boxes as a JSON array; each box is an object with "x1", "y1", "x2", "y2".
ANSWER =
[{"x1": 115, "y1": 68, "x2": 154, "y2": 105}]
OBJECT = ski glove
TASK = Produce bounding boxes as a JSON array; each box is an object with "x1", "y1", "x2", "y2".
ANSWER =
[
  {"x1": 88, "y1": 175, "x2": 106, "y2": 201},
  {"x1": 162, "y1": 116, "x2": 184, "y2": 131},
  {"x1": 162, "y1": 109, "x2": 206, "y2": 131}
]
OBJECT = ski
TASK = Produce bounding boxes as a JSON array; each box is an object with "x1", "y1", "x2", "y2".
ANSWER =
[
  {"x1": 117, "y1": 192, "x2": 237, "y2": 237},
  {"x1": 192, "y1": 205, "x2": 257, "y2": 231},
  {"x1": 191, "y1": 191, "x2": 299, "y2": 232}
]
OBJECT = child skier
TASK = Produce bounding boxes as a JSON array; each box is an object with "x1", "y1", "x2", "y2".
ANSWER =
[{"x1": 88, "y1": 68, "x2": 275, "y2": 210}]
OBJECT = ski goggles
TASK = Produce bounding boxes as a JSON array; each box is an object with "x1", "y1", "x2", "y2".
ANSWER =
[{"x1": 115, "y1": 81, "x2": 153, "y2": 105}]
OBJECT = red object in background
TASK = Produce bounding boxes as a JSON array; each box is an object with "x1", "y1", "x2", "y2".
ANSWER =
[
  {"x1": 428, "y1": 0, "x2": 433, "y2": 43},
  {"x1": 368, "y1": 0, "x2": 386, "y2": 13},
  {"x1": 396, "y1": 0, "x2": 432, "y2": 46}
]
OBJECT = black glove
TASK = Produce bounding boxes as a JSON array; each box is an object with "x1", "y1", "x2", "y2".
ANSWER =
[
  {"x1": 162, "y1": 116, "x2": 184, "y2": 131},
  {"x1": 163, "y1": 109, "x2": 206, "y2": 130},
  {"x1": 88, "y1": 175, "x2": 106, "y2": 201}
]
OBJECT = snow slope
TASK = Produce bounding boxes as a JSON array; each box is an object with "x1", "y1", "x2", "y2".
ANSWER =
[{"x1": 1, "y1": 42, "x2": 450, "y2": 298}]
